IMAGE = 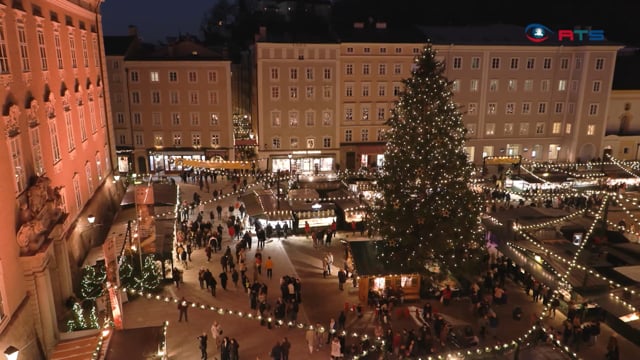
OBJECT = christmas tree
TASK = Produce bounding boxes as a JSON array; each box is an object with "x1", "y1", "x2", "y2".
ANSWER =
[
  {"x1": 80, "y1": 265, "x2": 106, "y2": 301},
  {"x1": 370, "y1": 43, "x2": 483, "y2": 273},
  {"x1": 66, "y1": 302, "x2": 88, "y2": 332},
  {"x1": 118, "y1": 257, "x2": 136, "y2": 289},
  {"x1": 135, "y1": 255, "x2": 160, "y2": 292}
]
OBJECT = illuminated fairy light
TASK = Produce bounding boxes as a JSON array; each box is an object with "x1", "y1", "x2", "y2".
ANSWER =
[
  {"x1": 514, "y1": 209, "x2": 586, "y2": 230},
  {"x1": 607, "y1": 155, "x2": 640, "y2": 179}
]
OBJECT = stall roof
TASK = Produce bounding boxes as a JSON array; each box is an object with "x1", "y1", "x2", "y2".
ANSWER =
[
  {"x1": 349, "y1": 240, "x2": 419, "y2": 276},
  {"x1": 240, "y1": 192, "x2": 265, "y2": 217},
  {"x1": 328, "y1": 190, "x2": 361, "y2": 211},
  {"x1": 241, "y1": 190, "x2": 292, "y2": 220},
  {"x1": 289, "y1": 188, "x2": 320, "y2": 200},
  {"x1": 51, "y1": 333, "x2": 102, "y2": 360},
  {"x1": 120, "y1": 183, "x2": 178, "y2": 207},
  {"x1": 105, "y1": 326, "x2": 164, "y2": 360}
]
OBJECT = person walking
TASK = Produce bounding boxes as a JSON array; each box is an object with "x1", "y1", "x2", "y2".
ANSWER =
[
  {"x1": 229, "y1": 338, "x2": 239, "y2": 360},
  {"x1": 338, "y1": 269, "x2": 347, "y2": 291},
  {"x1": 281, "y1": 337, "x2": 291, "y2": 360},
  {"x1": 197, "y1": 332, "x2": 208, "y2": 360},
  {"x1": 220, "y1": 271, "x2": 229, "y2": 290},
  {"x1": 305, "y1": 328, "x2": 316, "y2": 354},
  {"x1": 172, "y1": 267, "x2": 181, "y2": 288},
  {"x1": 178, "y1": 297, "x2": 189, "y2": 322},
  {"x1": 330, "y1": 336, "x2": 343, "y2": 359},
  {"x1": 265, "y1": 256, "x2": 274, "y2": 280},
  {"x1": 305, "y1": 221, "x2": 311, "y2": 238},
  {"x1": 216, "y1": 205, "x2": 223, "y2": 220},
  {"x1": 231, "y1": 268, "x2": 239, "y2": 288},
  {"x1": 269, "y1": 340, "x2": 283, "y2": 360},
  {"x1": 210, "y1": 321, "x2": 223, "y2": 349}
]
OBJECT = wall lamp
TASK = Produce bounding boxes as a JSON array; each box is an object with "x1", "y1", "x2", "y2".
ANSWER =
[{"x1": 4, "y1": 346, "x2": 19, "y2": 360}]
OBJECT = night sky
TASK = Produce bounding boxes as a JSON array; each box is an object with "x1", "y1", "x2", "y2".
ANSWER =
[{"x1": 100, "y1": 0, "x2": 215, "y2": 43}]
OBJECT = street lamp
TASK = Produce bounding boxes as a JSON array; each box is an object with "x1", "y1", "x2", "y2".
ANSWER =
[
  {"x1": 288, "y1": 153, "x2": 293, "y2": 173},
  {"x1": 87, "y1": 214, "x2": 96, "y2": 225},
  {"x1": 4, "y1": 346, "x2": 19, "y2": 360}
]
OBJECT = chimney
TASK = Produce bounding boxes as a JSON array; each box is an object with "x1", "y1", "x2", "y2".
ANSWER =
[{"x1": 128, "y1": 25, "x2": 138, "y2": 36}]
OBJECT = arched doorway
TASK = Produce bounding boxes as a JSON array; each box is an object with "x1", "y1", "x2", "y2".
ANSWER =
[{"x1": 137, "y1": 156, "x2": 147, "y2": 173}]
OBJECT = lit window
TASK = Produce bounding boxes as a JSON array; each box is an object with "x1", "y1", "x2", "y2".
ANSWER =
[
  {"x1": 552, "y1": 122, "x2": 561, "y2": 134},
  {"x1": 485, "y1": 123, "x2": 495, "y2": 135},
  {"x1": 587, "y1": 125, "x2": 596, "y2": 135}
]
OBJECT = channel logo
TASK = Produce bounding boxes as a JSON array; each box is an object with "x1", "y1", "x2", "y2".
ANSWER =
[
  {"x1": 525, "y1": 23, "x2": 605, "y2": 43},
  {"x1": 525, "y1": 23, "x2": 553, "y2": 43}
]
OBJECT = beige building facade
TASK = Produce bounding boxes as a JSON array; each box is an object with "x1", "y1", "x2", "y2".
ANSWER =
[{"x1": 0, "y1": 0, "x2": 117, "y2": 358}]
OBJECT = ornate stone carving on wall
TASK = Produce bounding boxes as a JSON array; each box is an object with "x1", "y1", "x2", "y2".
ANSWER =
[
  {"x1": 27, "y1": 99, "x2": 39, "y2": 127},
  {"x1": 46, "y1": 93, "x2": 56, "y2": 119},
  {"x1": 17, "y1": 176, "x2": 66, "y2": 255},
  {"x1": 4, "y1": 104, "x2": 20, "y2": 137}
]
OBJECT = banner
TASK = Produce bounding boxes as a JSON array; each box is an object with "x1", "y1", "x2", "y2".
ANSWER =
[{"x1": 102, "y1": 235, "x2": 123, "y2": 329}]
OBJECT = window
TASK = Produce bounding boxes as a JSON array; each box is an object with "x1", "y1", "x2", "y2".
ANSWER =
[
  {"x1": 8, "y1": 137, "x2": 26, "y2": 193},
  {"x1": 589, "y1": 104, "x2": 599, "y2": 116},
  {"x1": 526, "y1": 58, "x2": 535, "y2": 69},
  {"x1": 537, "y1": 102, "x2": 547, "y2": 114},
  {"x1": 81, "y1": 37, "x2": 89, "y2": 67},
  {"x1": 361, "y1": 129, "x2": 369, "y2": 142},
  {"x1": 289, "y1": 87, "x2": 298, "y2": 100},
  {"x1": 568, "y1": 103, "x2": 575, "y2": 114},
  {"x1": 393, "y1": 84, "x2": 401, "y2": 96},
  {"x1": 377, "y1": 107, "x2": 385, "y2": 120},
  {"x1": 208, "y1": 71, "x2": 218, "y2": 82},
  {"x1": 471, "y1": 57, "x2": 480, "y2": 69},
  {"x1": 346, "y1": 47, "x2": 354, "y2": 53},
  {"x1": 592, "y1": 81, "x2": 601, "y2": 93},
  {"x1": 171, "y1": 112, "x2": 181, "y2": 126},
  {"x1": 452, "y1": 57, "x2": 462, "y2": 69},
  {"x1": 209, "y1": 113, "x2": 219, "y2": 126},
  {"x1": 290, "y1": 68, "x2": 298, "y2": 80},
  {"x1": 305, "y1": 138, "x2": 314, "y2": 149},
  {"x1": 487, "y1": 103, "x2": 497, "y2": 115},
  {"x1": 395, "y1": 47, "x2": 401, "y2": 53},
  {"x1": 540, "y1": 80, "x2": 550, "y2": 92},
  {"x1": 345, "y1": 107, "x2": 353, "y2": 121},
  {"x1": 378, "y1": 64, "x2": 386, "y2": 75},
  {"x1": 92, "y1": 36, "x2": 100, "y2": 67},
  {"x1": 306, "y1": 86, "x2": 314, "y2": 99},
  {"x1": 323, "y1": 86, "x2": 332, "y2": 99},
  {"x1": 485, "y1": 123, "x2": 495, "y2": 135},
  {"x1": 305, "y1": 68, "x2": 313, "y2": 80},
  {"x1": 188, "y1": 71, "x2": 197, "y2": 83},
  {"x1": 467, "y1": 103, "x2": 477, "y2": 115},
  {"x1": 54, "y1": 32, "x2": 63, "y2": 69},
  {"x1": 151, "y1": 91, "x2": 161, "y2": 104},
  {"x1": 595, "y1": 58, "x2": 605, "y2": 70},
  {"x1": 192, "y1": 133, "x2": 201, "y2": 146},
  {"x1": 552, "y1": 122, "x2": 561, "y2": 134},
  {"x1": 0, "y1": 22, "x2": 9, "y2": 73},
  {"x1": 560, "y1": 58, "x2": 569, "y2": 69},
  {"x1": 345, "y1": 129, "x2": 352, "y2": 142},
  {"x1": 362, "y1": 64, "x2": 370, "y2": 75},
  {"x1": 172, "y1": 132, "x2": 182, "y2": 146},
  {"x1": 154, "y1": 134, "x2": 163, "y2": 146},
  {"x1": 323, "y1": 111, "x2": 333, "y2": 126},
  {"x1": 543, "y1": 57, "x2": 552, "y2": 69},
  {"x1": 30, "y1": 128, "x2": 44, "y2": 175},
  {"x1": 272, "y1": 137, "x2": 281, "y2": 149},
  {"x1": 522, "y1": 103, "x2": 531, "y2": 115},
  {"x1": 305, "y1": 111, "x2": 315, "y2": 126},
  {"x1": 150, "y1": 71, "x2": 159, "y2": 82},
  {"x1": 510, "y1": 58, "x2": 519, "y2": 69},
  {"x1": 571, "y1": 80, "x2": 579, "y2": 92},
  {"x1": 524, "y1": 80, "x2": 533, "y2": 91},
  {"x1": 134, "y1": 133, "x2": 143, "y2": 146},
  {"x1": 377, "y1": 129, "x2": 385, "y2": 141},
  {"x1": 168, "y1": 71, "x2": 178, "y2": 82},
  {"x1": 451, "y1": 80, "x2": 460, "y2": 92},
  {"x1": 345, "y1": 64, "x2": 353, "y2": 75},
  {"x1": 507, "y1": 80, "x2": 517, "y2": 92},
  {"x1": 558, "y1": 80, "x2": 567, "y2": 91},
  {"x1": 189, "y1": 91, "x2": 199, "y2": 105},
  {"x1": 323, "y1": 68, "x2": 332, "y2": 80},
  {"x1": 362, "y1": 84, "x2": 370, "y2": 97},
  {"x1": 505, "y1": 103, "x2": 515, "y2": 115},
  {"x1": 364, "y1": 47, "x2": 370, "y2": 53},
  {"x1": 131, "y1": 91, "x2": 141, "y2": 104},
  {"x1": 345, "y1": 84, "x2": 353, "y2": 97},
  {"x1": 535, "y1": 122, "x2": 545, "y2": 135},
  {"x1": 587, "y1": 124, "x2": 596, "y2": 135},
  {"x1": 270, "y1": 86, "x2": 280, "y2": 100},
  {"x1": 17, "y1": 24, "x2": 30, "y2": 71},
  {"x1": 361, "y1": 106, "x2": 369, "y2": 121},
  {"x1": 379, "y1": 47, "x2": 386, "y2": 53},
  {"x1": 271, "y1": 111, "x2": 281, "y2": 127},
  {"x1": 65, "y1": 112, "x2": 75, "y2": 151},
  {"x1": 116, "y1": 113, "x2": 125, "y2": 125},
  {"x1": 169, "y1": 91, "x2": 179, "y2": 104},
  {"x1": 73, "y1": 175, "x2": 82, "y2": 211},
  {"x1": 210, "y1": 133, "x2": 220, "y2": 146},
  {"x1": 152, "y1": 112, "x2": 162, "y2": 127},
  {"x1": 519, "y1": 123, "x2": 529, "y2": 135},
  {"x1": 490, "y1": 57, "x2": 500, "y2": 69},
  {"x1": 89, "y1": 105, "x2": 97, "y2": 134},
  {"x1": 469, "y1": 79, "x2": 479, "y2": 92},
  {"x1": 290, "y1": 137, "x2": 299, "y2": 148},
  {"x1": 575, "y1": 57, "x2": 582, "y2": 70},
  {"x1": 190, "y1": 112, "x2": 200, "y2": 126},
  {"x1": 466, "y1": 124, "x2": 476, "y2": 136},
  {"x1": 270, "y1": 68, "x2": 279, "y2": 81},
  {"x1": 79, "y1": 108, "x2": 87, "y2": 141},
  {"x1": 69, "y1": 34, "x2": 77, "y2": 68},
  {"x1": 504, "y1": 123, "x2": 514, "y2": 135},
  {"x1": 554, "y1": 102, "x2": 564, "y2": 114},
  {"x1": 37, "y1": 29, "x2": 47, "y2": 70},
  {"x1": 289, "y1": 111, "x2": 298, "y2": 127},
  {"x1": 394, "y1": 64, "x2": 402, "y2": 75},
  {"x1": 323, "y1": 137, "x2": 331, "y2": 148},
  {"x1": 489, "y1": 79, "x2": 498, "y2": 92}
]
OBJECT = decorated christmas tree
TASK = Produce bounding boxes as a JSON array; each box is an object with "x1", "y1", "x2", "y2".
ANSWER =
[
  {"x1": 118, "y1": 257, "x2": 136, "y2": 289},
  {"x1": 135, "y1": 255, "x2": 160, "y2": 292},
  {"x1": 66, "y1": 302, "x2": 88, "y2": 332},
  {"x1": 370, "y1": 43, "x2": 484, "y2": 273},
  {"x1": 80, "y1": 265, "x2": 106, "y2": 301}
]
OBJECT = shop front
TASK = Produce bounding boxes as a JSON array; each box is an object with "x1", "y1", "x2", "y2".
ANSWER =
[
  {"x1": 270, "y1": 150, "x2": 336, "y2": 174},
  {"x1": 147, "y1": 148, "x2": 228, "y2": 173},
  {"x1": 342, "y1": 143, "x2": 386, "y2": 171}
]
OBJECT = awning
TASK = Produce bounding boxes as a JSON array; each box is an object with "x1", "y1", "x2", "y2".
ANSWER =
[
  {"x1": 240, "y1": 192, "x2": 265, "y2": 218},
  {"x1": 51, "y1": 332, "x2": 103, "y2": 360},
  {"x1": 105, "y1": 326, "x2": 164, "y2": 360},
  {"x1": 120, "y1": 183, "x2": 178, "y2": 207}
]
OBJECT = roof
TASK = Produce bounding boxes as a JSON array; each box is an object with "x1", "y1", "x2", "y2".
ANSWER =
[
  {"x1": 51, "y1": 332, "x2": 103, "y2": 360},
  {"x1": 418, "y1": 24, "x2": 622, "y2": 46},
  {"x1": 126, "y1": 39, "x2": 228, "y2": 61},
  {"x1": 103, "y1": 35, "x2": 137, "y2": 56},
  {"x1": 335, "y1": 22, "x2": 425, "y2": 44},
  {"x1": 257, "y1": 23, "x2": 340, "y2": 44},
  {"x1": 104, "y1": 326, "x2": 164, "y2": 360},
  {"x1": 349, "y1": 240, "x2": 418, "y2": 276},
  {"x1": 613, "y1": 49, "x2": 640, "y2": 90},
  {"x1": 120, "y1": 183, "x2": 178, "y2": 207}
]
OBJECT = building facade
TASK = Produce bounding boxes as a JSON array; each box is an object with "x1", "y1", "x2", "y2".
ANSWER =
[
  {"x1": 105, "y1": 36, "x2": 234, "y2": 174},
  {"x1": 0, "y1": 0, "x2": 116, "y2": 358}
]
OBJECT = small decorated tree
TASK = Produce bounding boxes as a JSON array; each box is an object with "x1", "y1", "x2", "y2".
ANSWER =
[
  {"x1": 66, "y1": 302, "x2": 88, "y2": 332},
  {"x1": 135, "y1": 255, "x2": 160, "y2": 292},
  {"x1": 80, "y1": 265, "x2": 106, "y2": 301},
  {"x1": 118, "y1": 257, "x2": 136, "y2": 289}
]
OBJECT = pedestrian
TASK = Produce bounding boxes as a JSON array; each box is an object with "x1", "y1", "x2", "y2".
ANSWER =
[
  {"x1": 172, "y1": 267, "x2": 181, "y2": 288},
  {"x1": 330, "y1": 336, "x2": 343, "y2": 359},
  {"x1": 220, "y1": 337, "x2": 230, "y2": 360},
  {"x1": 265, "y1": 256, "x2": 274, "y2": 279},
  {"x1": 198, "y1": 267, "x2": 206, "y2": 289},
  {"x1": 338, "y1": 311, "x2": 346, "y2": 330},
  {"x1": 351, "y1": 220, "x2": 356, "y2": 235},
  {"x1": 209, "y1": 274, "x2": 218, "y2": 296},
  {"x1": 197, "y1": 332, "x2": 208, "y2": 360},
  {"x1": 231, "y1": 268, "x2": 239, "y2": 288},
  {"x1": 305, "y1": 328, "x2": 316, "y2": 354},
  {"x1": 220, "y1": 271, "x2": 228, "y2": 290},
  {"x1": 178, "y1": 297, "x2": 189, "y2": 322},
  {"x1": 205, "y1": 243, "x2": 213, "y2": 261},
  {"x1": 305, "y1": 221, "x2": 311, "y2": 238},
  {"x1": 281, "y1": 337, "x2": 291, "y2": 360},
  {"x1": 270, "y1": 340, "x2": 282, "y2": 360},
  {"x1": 229, "y1": 338, "x2": 239, "y2": 360},
  {"x1": 338, "y1": 269, "x2": 347, "y2": 291},
  {"x1": 217, "y1": 205, "x2": 223, "y2": 220},
  {"x1": 210, "y1": 321, "x2": 223, "y2": 348},
  {"x1": 606, "y1": 335, "x2": 619, "y2": 360}
]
